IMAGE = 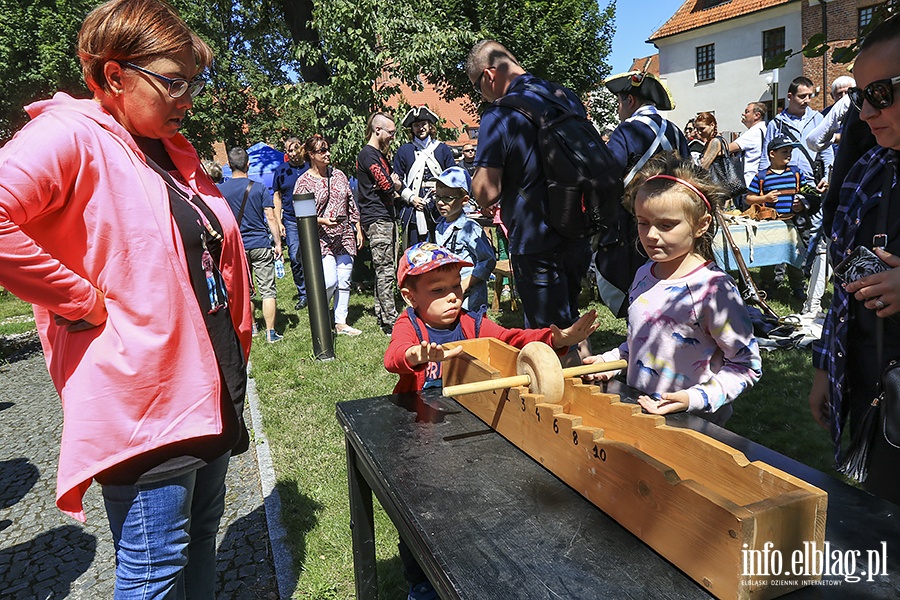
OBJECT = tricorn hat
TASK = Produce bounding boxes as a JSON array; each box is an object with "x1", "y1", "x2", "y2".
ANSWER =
[
  {"x1": 604, "y1": 71, "x2": 675, "y2": 111},
  {"x1": 401, "y1": 105, "x2": 440, "y2": 127}
]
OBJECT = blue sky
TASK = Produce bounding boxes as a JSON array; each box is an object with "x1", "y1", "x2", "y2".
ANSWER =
[{"x1": 608, "y1": 0, "x2": 687, "y2": 74}]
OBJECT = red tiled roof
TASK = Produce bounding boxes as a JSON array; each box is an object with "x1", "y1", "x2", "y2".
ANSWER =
[
  {"x1": 649, "y1": 0, "x2": 796, "y2": 41},
  {"x1": 385, "y1": 77, "x2": 479, "y2": 147},
  {"x1": 629, "y1": 55, "x2": 660, "y2": 76}
]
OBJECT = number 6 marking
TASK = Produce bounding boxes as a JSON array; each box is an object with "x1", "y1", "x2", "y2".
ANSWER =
[{"x1": 553, "y1": 418, "x2": 559, "y2": 434}]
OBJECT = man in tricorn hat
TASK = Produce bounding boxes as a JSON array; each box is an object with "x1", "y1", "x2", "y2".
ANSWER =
[
  {"x1": 594, "y1": 70, "x2": 690, "y2": 318},
  {"x1": 393, "y1": 105, "x2": 456, "y2": 250}
]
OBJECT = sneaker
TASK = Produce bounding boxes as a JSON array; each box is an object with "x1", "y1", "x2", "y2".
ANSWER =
[
  {"x1": 500, "y1": 285, "x2": 511, "y2": 302},
  {"x1": 336, "y1": 325, "x2": 362, "y2": 336},
  {"x1": 266, "y1": 330, "x2": 283, "y2": 343},
  {"x1": 251, "y1": 322, "x2": 259, "y2": 336},
  {"x1": 381, "y1": 324, "x2": 393, "y2": 337},
  {"x1": 294, "y1": 297, "x2": 308, "y2": 310},
  {"x1": 407, "y1": 581, "x2": 438, "y2": 600}
]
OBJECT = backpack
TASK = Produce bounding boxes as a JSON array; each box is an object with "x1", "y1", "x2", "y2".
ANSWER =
[{"x1": 495, "y1": 83, "x2": 622, "y2": 239}]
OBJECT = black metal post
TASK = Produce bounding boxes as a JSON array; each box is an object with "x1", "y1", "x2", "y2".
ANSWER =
[{"x1": 293, "y1": 192, "x2": 335, "y2": 361}]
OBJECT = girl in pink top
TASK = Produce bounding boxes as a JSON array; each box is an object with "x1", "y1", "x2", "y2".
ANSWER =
[
  {"x1": 0, "y1": 0, "x2": 252, "y2": 595},
  {"x1": 584, "y1": 154, "x2": 761, "y2": 425}
]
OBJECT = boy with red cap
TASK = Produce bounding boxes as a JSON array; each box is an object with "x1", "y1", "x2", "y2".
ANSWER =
[
  {"x1": 385, "y1": 242, "x2": 597, "y2": 394},
  {"x1": 384, "y1": 241, "x2": 597, "y2": 599}
]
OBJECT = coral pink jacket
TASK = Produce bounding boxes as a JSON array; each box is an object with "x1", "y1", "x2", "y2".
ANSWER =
[{"x1": 0, "y1": 93, "x2": 252, "y2": 521}]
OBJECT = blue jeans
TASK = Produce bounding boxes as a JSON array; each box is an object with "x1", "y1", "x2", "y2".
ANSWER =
[
  {"x1": 101, "y1": 452, "x2": 230, "y2": 599},
  {"x1": 512, "y1": 239, "x2": 591, "y2": 329},
  {"x1": 283, "y1": 215, "x2": 307, "y2": 300}
]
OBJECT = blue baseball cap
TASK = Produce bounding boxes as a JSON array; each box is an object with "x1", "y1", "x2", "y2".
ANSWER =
[
  {"x1": 431, "y1": 166, "x2": 471, "y2": 195},
  {"x1": 768, "y1": 135, "x2": 800, "y2": 153},
  {"x1": 397, "y1": 242, "x2": 472, "y2": 288}
]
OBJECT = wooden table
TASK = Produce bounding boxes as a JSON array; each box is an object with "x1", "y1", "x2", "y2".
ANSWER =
[
  {"x1": 337, "y1": 383, "x2": 900, "y2": 599},
  {"x1": 713, "y1": 216, "x2": 806, "y2": 270}
]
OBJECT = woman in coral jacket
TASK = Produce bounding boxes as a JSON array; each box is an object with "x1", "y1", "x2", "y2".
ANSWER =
[{"x1": 0, "y1": 0, "x2": 252, "y2": 596}]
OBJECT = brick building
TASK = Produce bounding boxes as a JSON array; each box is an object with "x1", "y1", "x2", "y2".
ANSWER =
[{"x1": 801, "y1": 0, "x2": 884, "y2": 112}]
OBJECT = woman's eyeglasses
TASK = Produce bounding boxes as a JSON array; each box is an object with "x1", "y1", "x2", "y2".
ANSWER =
[
  {"x1": 312, "y1": 147, "x2": 330, "y2": 154},
  {"x1": 848, "y1": 76, "x2": 900, "y2": 111},
  {"x1": 118, "y1": 61, "x2": 205, "y2": 98}
]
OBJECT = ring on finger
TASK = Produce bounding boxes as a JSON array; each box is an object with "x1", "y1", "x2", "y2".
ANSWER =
[{"x1": 876, "y1": 298, "x2": 886, "y2": 310}]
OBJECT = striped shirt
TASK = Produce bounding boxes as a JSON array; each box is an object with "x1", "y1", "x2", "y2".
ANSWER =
[{"x1": 747, "y1": 167, "x2": 802, "y2": 214}]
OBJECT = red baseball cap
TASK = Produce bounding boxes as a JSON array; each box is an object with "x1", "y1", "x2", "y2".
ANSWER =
[{"x1": 397, "y1": 242, "x2": 472, "y2": 288}]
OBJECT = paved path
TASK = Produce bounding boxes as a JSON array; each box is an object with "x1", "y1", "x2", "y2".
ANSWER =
[{"x1": 0, "y1": 333, "x2": 281, "y2": 599}]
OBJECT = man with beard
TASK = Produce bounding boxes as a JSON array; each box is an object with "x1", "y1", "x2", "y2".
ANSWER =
[
  {"x1": 356, "y1": 112, "x2": 410, "y2": 334},
  {"x1": 393, "y1": 106, "x2": 456, "y2": 249}
]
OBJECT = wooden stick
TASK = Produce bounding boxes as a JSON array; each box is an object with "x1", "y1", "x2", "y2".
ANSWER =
[{"x1": 442, "y1": 360, "x2": 627, "y2": 397}]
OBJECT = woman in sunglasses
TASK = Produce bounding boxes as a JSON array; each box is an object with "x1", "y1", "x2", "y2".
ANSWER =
[
  {"x1": 0, "y1": 0, "x2": 252, "y2": 595},
  {"x1": 809, "y1": 14, "x2": 900, "y2": 505},
  {"x1": 294, "y1": 134, "x2": 365, "y2": 336}
]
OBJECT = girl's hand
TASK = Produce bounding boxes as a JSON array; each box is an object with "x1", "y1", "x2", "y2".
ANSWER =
[
  {"x1": 844, "y1": 247, "x2": 900, "y2": 317},
  {"x1": 356, "y1": 227, "x2": 364, "y2": 250},
  {"x1": 580, "y1": 354, "x2": 619, "y2": 382},
  {"x1": 405, "y1": 341, "x2": 464, "y2": 367},
  {"x1": 550, "y1": 310, "x2": 598, "y2": 348},
  {"x1": 638, "y1": 391, "x2": 689, "y2": 415},
  {"x1": 317, "y1": 216, "x2": 337, "y2": 227},
  {"x1": 808, "y1": 368, "x2": 831, "y2": 431}
]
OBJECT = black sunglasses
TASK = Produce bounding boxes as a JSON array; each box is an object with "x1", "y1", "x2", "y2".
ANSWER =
[{"x1": 848, "y1": 76, "x2": 900, "y2": 111}]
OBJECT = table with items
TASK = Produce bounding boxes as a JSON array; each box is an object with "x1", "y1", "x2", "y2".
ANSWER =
[
  {"x1": 337, "y1": 381, "x2": 900, "y2": 599},
  {"x1": 713, "y1": 216, "x2": 805, "y2": 270}
]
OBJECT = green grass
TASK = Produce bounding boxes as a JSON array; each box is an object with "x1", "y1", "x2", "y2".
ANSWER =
[
  {"x1": 249, "y1": 273, "x2": 844, "y2": 598},
  {"x1": 0, "y1": 288, "x2": 34, "y2": 337},
  {"x1": 0, "y1": 274, "x2": 845, "y2": 598}
]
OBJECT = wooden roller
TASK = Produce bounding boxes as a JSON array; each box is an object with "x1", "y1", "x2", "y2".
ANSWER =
[{"x1": 442, "y1": 341, "x2": 626, "y2": 404}]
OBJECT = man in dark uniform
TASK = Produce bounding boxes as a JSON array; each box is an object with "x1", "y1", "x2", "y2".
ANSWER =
[
  {"x1": 596, "y1": 70, "x2": 690, "y2": 317},
  {"x1": 393, "y1": 106, "x2": 456, "y2": 250}
]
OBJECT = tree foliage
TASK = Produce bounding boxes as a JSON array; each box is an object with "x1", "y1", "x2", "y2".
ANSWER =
[{"x1": 0, "y1": 0, "x2": 615, "y2": 169}]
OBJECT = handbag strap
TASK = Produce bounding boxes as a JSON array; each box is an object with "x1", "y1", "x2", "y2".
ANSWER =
[
  {"x1": 876, "y1": 163, "x2": 894, "y2": 371},
  {"x1": 236, "y1": 180, "x2": 253, "y2": 225}
]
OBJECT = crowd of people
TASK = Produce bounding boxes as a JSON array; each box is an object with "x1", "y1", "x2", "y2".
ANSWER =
[{"x1": 0, "y1": 0, "x2": 898, "y2": 596}]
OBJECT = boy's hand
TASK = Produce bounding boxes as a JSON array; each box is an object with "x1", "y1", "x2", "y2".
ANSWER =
[
  {"x1": 550, "y1": 310, "x2": 598, "y2": 348},
  {"x1": 405, "y1": 341, "x2": 464, "y2": 367},
  {"x1": 763, "y1": 190, "x2": 780, "y2": 204},
  {"x1": 638, "y1": 391, "x2": 689, "y2": 415}
]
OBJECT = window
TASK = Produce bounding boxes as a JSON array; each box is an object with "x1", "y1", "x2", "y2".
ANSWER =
[
  {"x1": 860, "y1": 5, "x2": 878, "y2": 31},
  {"x1": 762, "y1": 27, "x2": 785, "y2": 68},
  {"x1": 696, "y1": 44, "x2": 715, "y2": 82},
  {"x1": 467, "y1": 127, "x2": 479, "y2": 140}
]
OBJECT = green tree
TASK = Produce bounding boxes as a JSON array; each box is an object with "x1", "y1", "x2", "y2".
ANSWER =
[
  {"x1": 0, "y1": 0, "x2": 94, "y2": 142},
  {"x1": 269, "y1": 0, "x2": 616, "y2": 167}
]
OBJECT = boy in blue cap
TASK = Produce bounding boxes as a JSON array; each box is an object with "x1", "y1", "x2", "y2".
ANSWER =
[
  {"x1": 745, "y1": 134, "x2": 815, "y2": 298},
  {"x1": 432, "y1": 166, "x2": 497, "y2": 311}
]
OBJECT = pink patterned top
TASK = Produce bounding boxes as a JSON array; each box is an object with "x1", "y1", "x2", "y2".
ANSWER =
[{"x1": 294, "y1": 168, "x2": 360, "y2": 257}]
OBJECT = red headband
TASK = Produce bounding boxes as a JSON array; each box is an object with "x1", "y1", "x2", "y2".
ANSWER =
[{"x1": 645, "y1": 174, "x2": 712, "y2": 212}]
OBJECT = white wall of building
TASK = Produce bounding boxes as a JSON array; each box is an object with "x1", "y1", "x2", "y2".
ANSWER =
[{"x1": 653, "y1": 3, "x2": 804, "y2": 135}]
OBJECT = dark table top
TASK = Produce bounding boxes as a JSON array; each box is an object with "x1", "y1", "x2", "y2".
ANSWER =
[{"x1": 337, "y1": 382, "x2": 900, "y2": 599}]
